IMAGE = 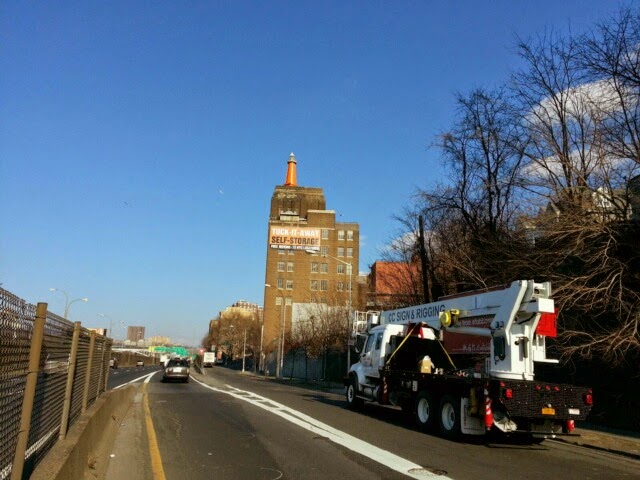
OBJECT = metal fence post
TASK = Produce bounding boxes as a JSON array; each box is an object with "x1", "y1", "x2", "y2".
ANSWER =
[
  {"x1": 11, "y1": 302, "x2": 47, "y2": 480},
  {"x1": 59, "y1": 321, "x2": 81, "y2": 440},
  {"x1": 103, "y1": 340, "x2": 111, "y2": 393},
  {"x1": 96, "y1": 337, "x2": 104, "y2": 397},
  {"x1": 82, "y1": 331, "x2": 96, "y2": 413}
]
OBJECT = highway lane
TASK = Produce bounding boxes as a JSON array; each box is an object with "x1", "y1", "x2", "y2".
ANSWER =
[
  {"x1": 144, "y1": 370, "x2": 415, "y2": 480},
  {"x1": 111, "y1": 367, "x2": 640, "y2": 480},
  {"x1": 107, "y1": 364, "x2": 162, "y2": 390},
  {"x1": 204, "y1": 369, "x2": 640, "y2": 480}
]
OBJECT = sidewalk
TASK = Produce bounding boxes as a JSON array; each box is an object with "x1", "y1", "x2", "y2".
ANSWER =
[{"x1": 558, "y1": 424, "x2": 640, "y2": 460}]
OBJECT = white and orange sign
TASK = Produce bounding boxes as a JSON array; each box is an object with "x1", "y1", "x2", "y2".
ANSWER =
[{"x1": 269, "y1": 227, "x2": 321, "y2": 250}]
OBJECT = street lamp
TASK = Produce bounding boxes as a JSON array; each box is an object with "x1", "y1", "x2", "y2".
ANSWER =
[
  {"x1": 305, "y1": 250, "x2": 353, "y2": 374},
  {"x1": 99, "y1": 313, "x2": 111, "y2": 337},
  {"x1": 99, "y1": 313, "x2": 123, "y2": 339},
  {"x1": 265, "y1": 283, "x2": 287, "y2": 379},
  {"x1": 242, "y1": 327, "x2": 247, "y2": 372},
  {"x1": 50, "y1": 288, "x2": 88, "y2": 319}
]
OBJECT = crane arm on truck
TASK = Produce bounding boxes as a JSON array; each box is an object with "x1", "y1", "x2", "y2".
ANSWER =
[{"x1": 378, "y1": 280, "x2": 555, "y2": 381}]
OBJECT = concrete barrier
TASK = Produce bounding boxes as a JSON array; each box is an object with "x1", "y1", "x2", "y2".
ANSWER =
[{"x1": 30, "y1": 384, "x2": 138, "y2": 480}]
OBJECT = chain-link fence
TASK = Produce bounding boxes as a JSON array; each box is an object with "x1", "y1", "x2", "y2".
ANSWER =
[{"x1": 0, "y1": 288, "x2": 111, "y2": 480}]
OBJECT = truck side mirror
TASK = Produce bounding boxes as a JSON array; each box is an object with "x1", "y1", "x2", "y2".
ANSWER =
[{"x1": 493, "y1": 336, "x2": 506, "y2": 361}]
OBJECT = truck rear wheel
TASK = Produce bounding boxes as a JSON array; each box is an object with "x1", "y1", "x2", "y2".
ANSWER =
[
  {"x1": 346, "y1": 377, "x2": 363, "y2": 410},
  {"x1": 414, "y1": 391, "x2": 436, "y2": 431},
  {"x1": 439, "y1": 394, "x2": 461, "y2": 440}
]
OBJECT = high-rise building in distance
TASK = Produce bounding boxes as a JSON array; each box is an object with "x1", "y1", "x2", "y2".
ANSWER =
[{"x1": 127, "y1": 326, "x2": 145, "y2": 342}]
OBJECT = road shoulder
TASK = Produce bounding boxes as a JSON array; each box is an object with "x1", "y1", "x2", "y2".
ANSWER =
[{"x1": 105, "y1": 388, "x2": 154, "y2": 480}]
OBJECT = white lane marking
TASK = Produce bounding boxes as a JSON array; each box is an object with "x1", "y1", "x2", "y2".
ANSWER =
[
  {"x1": 190, "y1": 377, "x2": 450, "y2": 479},
  {"x1": 113, "y1": 371, "x2": 158, "y2": 389}
]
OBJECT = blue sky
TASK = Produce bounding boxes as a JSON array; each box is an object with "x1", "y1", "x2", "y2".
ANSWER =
[{"x1": 0, "y1": 1, "x2": 621, "y2": 345}]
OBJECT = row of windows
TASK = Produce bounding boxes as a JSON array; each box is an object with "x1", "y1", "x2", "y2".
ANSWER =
[
  {"x1": 276, "y1": 296, "x2": 338, "y2": 305},
  {"x1": 274, "y1": 278, "x2": 353, "y2": 291},
  {"x1": 277, "y1": 246, "x2": 354, "y2": 257},
  {"x1": 322, "y1": 229, "x2": 355, "y2": 241},
  {"x1": 278, "y1": 262, "x2": 352, "y2": 274}
]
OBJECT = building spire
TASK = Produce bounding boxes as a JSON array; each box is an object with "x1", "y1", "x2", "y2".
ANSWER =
[{"x1": 284, "y1": 152, "x2": 298, "y2": 187}]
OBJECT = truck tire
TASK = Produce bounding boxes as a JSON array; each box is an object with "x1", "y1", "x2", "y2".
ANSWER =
[
  {"x1": 346, "y1": 377, "x2": 363, "y2": 410},
  {"x1": 438, "y1": 394, "x2": 461, "y2": 440},
  {"x1": 414, "y1": 391, "x2": 436, "y2": 432}
]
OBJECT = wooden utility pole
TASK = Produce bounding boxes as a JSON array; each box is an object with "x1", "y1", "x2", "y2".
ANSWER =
[{"x1": 418, "y1": 215, "x2": 432, "y2": 303}]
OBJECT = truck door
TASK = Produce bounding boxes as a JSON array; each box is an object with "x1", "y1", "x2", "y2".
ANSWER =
[{"x1": 362, "y1": 331, "x2": 383, "y2": 379}]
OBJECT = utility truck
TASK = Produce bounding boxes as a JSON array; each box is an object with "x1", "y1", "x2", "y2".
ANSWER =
[{"x1": 345, "y1": 280, "x2": 593, "y2": 441}]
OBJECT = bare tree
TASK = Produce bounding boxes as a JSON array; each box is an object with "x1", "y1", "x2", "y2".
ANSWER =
[
  {"x1": 577, "y1": 7, "x2": 640, "y2": 166},
  {"x1": 508, "y1": 14, "x2": 640, "y2": 365},
  {"x1": 294, "y1": 299, "x2": 349, "y2": 378},
  {"x1": 411, "y1": 88, "x2": 528, "y2": 290}
]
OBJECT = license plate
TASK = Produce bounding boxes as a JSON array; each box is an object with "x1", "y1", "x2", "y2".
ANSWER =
[
  {"x1": 542, "y1": 407, "x2": 555, "y2": 415},
  {"x1": 568, "y1": 408, "x2": 580, "y2": 415}
]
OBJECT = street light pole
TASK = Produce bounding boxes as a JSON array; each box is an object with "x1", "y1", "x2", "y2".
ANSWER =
[
  {"x1": 99, "y1": 313, "x2": 112, "y2": 337},
  {"x1": 49, "y1": 287, "x2": 68, "y2": 315},
  {"x1": 50, "y1": 288, "x2": 88, "y2": 319},
  {"x1": 65, "y1": 297, "x2": 88, "y2": 319},
  {"x1": 242, "y1": 328, "x2": 247, "y2": 372}
]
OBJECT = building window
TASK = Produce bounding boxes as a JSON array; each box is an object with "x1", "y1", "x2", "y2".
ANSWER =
[
  {"x1": 320, "y1": 263, "x2": 328, "y2": 274},
  {"x1": 288, "y1": 249, "x2": 295, "y2": 255},
  {"x1": 337, "y1": 264, "x2": 345, "y2": 274},
  {"x1": 276, "y1": 297, "x2": 282, "y2": 306},
  {"x1": 320, "y1": 280, "x2": 328, "y2": 291},
  {"x1": 338, "y1": 230, "x2": 345, "y2": 240},
  {"x1": 277, "y1": 261, "x2": 285, "y2": 272},
  {"x1": 285, "y1": 297, "x2": 292, "y2": 306},
  {"x1": 311, "y1": 262, "x2": 318, "y2": 273},
  {"x1": 336, "y1": 282, "x2": 344, "y2": 291},
  {"x1": 321, "y1": 229, "x2": 329, "y2": 240},
  {"x1": 320, "y1": 246, "x2": 329, "y2": 256},
  {"x1": 346, "y1": 282, "x2": 352, "y2": 292},
  {"x1": 277, "y1": 278, "x2": 284, "y2": 289},
  {"x1": 310, "y1": 280, "x2": 318, "y2": 291},
  {"x1": 347, "y1": 230, "x2": 354, "y2": 241},
  {"x1": 286, "y1": 280, "x2": 293, "y2": 290},
  {"x1": 278, "y1": 249, "x2": 285, "y2": 255},
  {"x1": 347, "y1": 247, "x2": 353, "y2": 258},
  {"x1": 287, "y1": 262, "x2": 294, "y2": 272},
  {"x1": 337, "y1": 247, "x2": 344, "y2": 257}
]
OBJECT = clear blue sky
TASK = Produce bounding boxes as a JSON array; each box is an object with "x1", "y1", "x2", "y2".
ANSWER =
[{"x1": 0, "y1": 1, "x2": 620, "y2": 345}]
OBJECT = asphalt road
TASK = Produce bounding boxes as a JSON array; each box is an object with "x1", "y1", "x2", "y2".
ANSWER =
[
  {"x1": 107, "y1": 364, "x2": 161, "y2": 390},
  {"x1": 106, "y1": 367, "x2": 640, "y2": 480}
]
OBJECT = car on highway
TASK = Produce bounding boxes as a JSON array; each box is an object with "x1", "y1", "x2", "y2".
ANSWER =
[
  {"x1": 162, "y1": 358, "x2": 190, "y2": 383},
  {"x1": 136, "y1": 360, "x2": 144, "y2": 367}
]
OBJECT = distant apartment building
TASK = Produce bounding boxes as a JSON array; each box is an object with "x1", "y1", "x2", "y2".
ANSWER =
[
  {"x1": 148, "y1": 335, "x2": 171, "y2": 345},
  {"x1": 221, "y1": 300, "x2": 264, "y2": 322},
  {"x1": 127, "y1": 326, "x2": 145, "y2": 342},
  {"x1": 262, "y1": 153, "x2": 360, "y2": 354}
]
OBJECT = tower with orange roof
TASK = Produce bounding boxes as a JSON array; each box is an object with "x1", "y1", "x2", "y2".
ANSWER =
[{"x1": 262, "y1": 153, "x2": 360, "y2": 377}]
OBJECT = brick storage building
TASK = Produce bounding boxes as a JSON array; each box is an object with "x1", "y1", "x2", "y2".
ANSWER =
[{"x1": 262, "y1": 153, "x2": 360, "y2": 370}]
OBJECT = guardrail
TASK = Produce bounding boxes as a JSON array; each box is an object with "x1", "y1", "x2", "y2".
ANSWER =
[{"x1": 0, "y1": 288, "x2": 111, "y2": 480}]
